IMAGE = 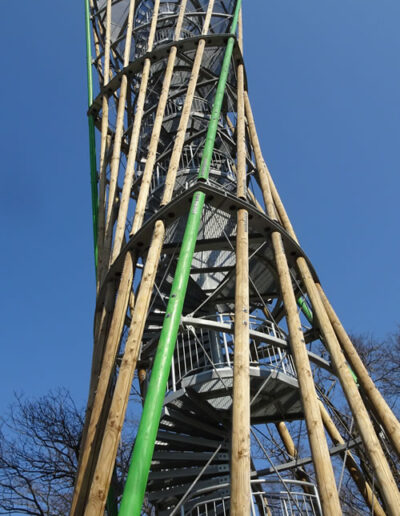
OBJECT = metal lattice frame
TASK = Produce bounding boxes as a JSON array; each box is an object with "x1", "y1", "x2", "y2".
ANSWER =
[{"x1": 72, "y1": 1, "x2": 400, "y2": 515}]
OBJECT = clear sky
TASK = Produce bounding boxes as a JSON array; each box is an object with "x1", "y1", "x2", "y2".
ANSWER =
[{"x1": 0, "y1": 1, "x2": 399, "y2": 416}]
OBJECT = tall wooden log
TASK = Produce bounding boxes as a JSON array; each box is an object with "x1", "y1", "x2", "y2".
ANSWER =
[
  {"x1": 84, "y1": 221, "x2": 165, "y2": 516},
  {"x1": 96, "y1": 0, "x2": 112, "y2": 286},
  {"x1": 231, "y1": 53, "x2": 250, "y2": 514},
  {"x1": 111, "y1": 0, "x2": 161, "y2": 262},
  {"x1": 271, "y1": 230, "x2": 341, "y2": 516},
  {"x1": 102, "y1": 0, "x2": 136, "y2": 267},
  {"x1": 275, "y1": 422, "x2": 312, "y2": 487},
  {"x1": 161, "y1": 0, "x2": 216, "y2": 205},
  {"x1": 319, "y1": 402, "x2": 386, "y2": 516},
  {"x1": 245, "y1": 90, "x2": 400, "y2": 510},
  {"x1": 246, "y1": 83, "x2": 341, "y2": 513},
  {"x1": 244, "y1": 93, "x2": 296, "y2": 236},
  {"x1": 317, "y1": 282, "x2": 400, "y2": 458},
  {"x1": 247, "y1": 98, "x2": 340, "y2": 512},
  {"x1": 231, "y1": 209, "x2": 250, "y2": 516},
  {"x1": 84, "y1": 9, "x2": 218, "y2": 511},
  {"x1": 70, "y1": 252, "x2": 134, "y2": 516},
  {"x1": 129, "y1": 0, "x2": 188, "y2": 236},
  {"x1": 297, "y1": 256, "x2": 400, "y2": 514}
]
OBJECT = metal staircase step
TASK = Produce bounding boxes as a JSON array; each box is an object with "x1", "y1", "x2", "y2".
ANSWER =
[
  {"x1": 155, "y1": 431, "x2": 228, "y2": 452},
  {"x1": 148, "y1": 464, "x2": 229, "y2": 489},
  {"x1": 147, "y1": 475, "x2": 230, "y2": 504},
  {"x1": 160, "y1": 407, "x2": 226, "y2": 439},
  {"x1": 184, "y1": 387, "x2": 230, "y2": 426},
  {"x1": 151, "y1": 451, "x2": 229, "y2": 469}
]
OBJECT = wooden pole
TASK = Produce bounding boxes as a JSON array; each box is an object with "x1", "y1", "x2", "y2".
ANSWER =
[
  {"x1": 72, "y1": 3, "x2": 114, "y2": 511},
  {"x1": 102, "y1": 0, "x2": 136, "y2": 268},
  {"x1": 246, "y1": 93, "x2": 400, "y2": 460},
  {"x1": 231, "y1": 209, "x2": 251, "y2": 516},
  {"x1": 297, "y1": 256, "x2": 400, "y2": 514},
  {"x1": 129, "y1": 0, "x2": 188, "y2": 237},
  {"x1": 245, "y1": 90, "x2": 400, "y2": 510},
  {"x1": 85, "y1": 6, "x2": 218, "y2": 511},
  {"x1": 271, "y1": 230, "x2": 342, "y2": 516},
  {"x1": 245, "y1": 84, "x2": 341, "y2": 514},
  {"x1": 96, "y1": 0, "x2": 112, "y2": 287},
  {"x1": 111, "y1": 0, "x2": 161, "y2": 262},
  {"x1": 244, "y1": 93, "x2": 295, "y2": 235},
  {"x1": 70, "y1": 252, "x2": 134, "y2": 516},
  {"x1": 231, "y1": 208, "x2": 250, "y2": 516},
  {"x1": 231, "y1": 47, "x2": 250, "y2": 514},
  {"x1": 160, "y1": 0, "x2": 216, "y2": 205},
  {"x1": 73, "y1": 5, "x2": 163, "y2": 513},
  {"x1": 316, "y1": 282, "x2": 400, "y2": 458},
  {"x1": 250, "y1": 82, "x2": 400, "y2": 456},
  {"x1": 84, "y1": 221, "x2": 165, "y2": 516},
  {"x1": 236, "y1": 71, "x2": 246, "y2": 199},
  {"x1": 319, "y1": 402, "x2": 386, "y2": 516},
  {"x1": 275, "y1": 422, "x2": 312, "y2": 488},
  {"x1": 243, "y1": 92, "x2": 279, "y2": 223}
]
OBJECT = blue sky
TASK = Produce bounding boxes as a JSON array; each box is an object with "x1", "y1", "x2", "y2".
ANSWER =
[{"x1": 0, "y1": 1, "x2": 399, "y2": 415}]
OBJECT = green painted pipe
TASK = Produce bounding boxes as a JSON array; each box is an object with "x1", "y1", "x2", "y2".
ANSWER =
[
  {"x1": 118, "y1": 2, "x2": 242, "y2": 514},
  {"x1": 85, "y1": 0, "x2": 99, "y2": 273},
  {"x1": 297, "y1": 295, "x2": 313, "y2": 324}
]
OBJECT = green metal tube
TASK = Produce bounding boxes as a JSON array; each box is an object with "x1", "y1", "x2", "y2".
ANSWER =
[
  {"x1": 118, "y1": 2, "x2": 242, "y2": 514},
  {"x1": 118, "y1": 191, "x2": 206, "y2": 516},
  {"x1": 85, "y1": 0, "x2": 99, "y2": 273},
  {"x1": 297, "y1": 296, "x2": 313, "y2": 324},
  {"x1": 197, "y1": 2, "x2": 241, "y2": 180}
]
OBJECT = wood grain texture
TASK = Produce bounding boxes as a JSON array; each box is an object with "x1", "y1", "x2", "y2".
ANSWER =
[
  {"x1": 317, "y1": 282, "x2": 400, "y2": 458},
  {"x1": 319, "y1": 401, "x2": 386, "y2": 516},
  {"x1": 297, "y1": 256, "x2": 400, "y2": 514}
]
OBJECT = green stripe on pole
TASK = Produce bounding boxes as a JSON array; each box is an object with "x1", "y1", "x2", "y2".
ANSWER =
[
  {"x1": 118, "y1": 2, "x2": 242, "y2": 514},
  {"x1": 85, "y1": 0, "x2": 99, "y2": 274}
]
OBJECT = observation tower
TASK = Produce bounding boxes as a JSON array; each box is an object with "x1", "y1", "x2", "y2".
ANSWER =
[{"x1": 72, "y1": 1, "x2": 400, "y2": 514}]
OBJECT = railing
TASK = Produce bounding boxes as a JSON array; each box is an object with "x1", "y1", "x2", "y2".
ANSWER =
[
  {"x1": 139, "y1": 97, "x2": 215, "y2": 139},
  {"x1": 132, "y1": 2, "x2": 236, "y2": 61},
  {"x1": 181, "y1": 479, "x2": 321, "y2": 516},
  {"x1": 167, "y1": 315, "x2": 294, "y2": 392},
  {"x1": 144, "y1": 146, "x2": 236, "y2": 199},
  {"x1": 135, "y1": 1, "x2": 177, "y2": 27},
  {"x1": 164, "y1": 95, "x2": 211, "y2": 118}
]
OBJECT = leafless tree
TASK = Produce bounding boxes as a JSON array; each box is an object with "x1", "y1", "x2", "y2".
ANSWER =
[
  {"x1": 0, "y1": 389, "x2": 138, "y2": 516},
  {"x1": 1, "y1": 329, "x2": 399, "y2": 515},
  {"x1": 0, "y1": 389, "x2": 82, "y2": 515},
  {"x1": 351, "y1": 329, "x2": 400, "y2": 413}
]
